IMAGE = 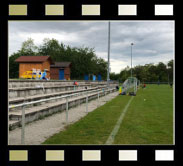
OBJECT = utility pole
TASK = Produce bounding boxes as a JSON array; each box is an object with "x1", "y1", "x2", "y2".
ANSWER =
[
  {"x1": 131, "y1": 43, "x2": 134, "y2": 78},
  {"x1": 107, "y1": 21, "x2": 111, "y2": 87}
]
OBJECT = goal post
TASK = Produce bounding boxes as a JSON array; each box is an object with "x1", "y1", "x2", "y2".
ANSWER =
[{"x1": 122, "y1": 77, "x2": 138, "y2": 95}]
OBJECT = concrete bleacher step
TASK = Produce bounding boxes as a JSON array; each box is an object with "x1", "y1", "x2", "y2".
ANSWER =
[
  {"x1": 9, "y1": 86, "x2": 105, "y2": 105},
  {"x1": 9, "y1": 93, "x2": 98, "y2": 120},
  {"x1": 8, "y1": 84, "x2": 98, "y2": 98},
  {"x1": 9, "y1": 84, "x2": 93, "y2": 91},
  {"x1": 9, "y1": 89, "x2": 116, "y2": 130},
  {"x1": 9, "y1": 87, "x2": 107, "y2": 113},
  {"x1": 8, "y1": 80, "x2": 108, "y2": 88},
  {"x1": 9, "y1": 120, "x2": 21, "y2": 130}
]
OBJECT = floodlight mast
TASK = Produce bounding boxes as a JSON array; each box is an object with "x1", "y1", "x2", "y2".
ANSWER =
[
  {"x1": 107, "y1": 21, "x2": 111, "y2": 87},
  {"x1": 131, "y1": 43, "x2": 134, "y2": 78}
]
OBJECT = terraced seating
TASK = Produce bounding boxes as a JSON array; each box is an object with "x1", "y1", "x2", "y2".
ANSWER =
[
  {"x1": 9, "y1": 84, "x2": 94, "y2": 98},
  {"x1": 9, "y1": 86, "x2": 106, "y2": 110},
  {"x1": 9, "y1": 80, "x2": 108, "y2": 88},
  {"x1": 9, "y1": 80, "x2": 119, "y2": 130},
  {"x1": 9, "y1": 88, "x2": 116, "y2": 130}
]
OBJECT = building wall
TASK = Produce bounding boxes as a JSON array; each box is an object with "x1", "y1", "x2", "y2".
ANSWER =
[
  {"x1": 50, "y1": 68, "x2": 59, "y2": 79},
  {"x1": 64, "y1": 67, "x2": 70, "y2": 80},
  {"x1": 19, "y1": 60, "x2": 50, "y2": 78},
  {"x1": 50, "y1": 66, "x2": 71, "y2": 80},
  {"x1": 19, "y1": 63, "x2": 42, "y2": 78},
  {"x1": 42, "y1": 60, "x2": 50, "y2": 78}
]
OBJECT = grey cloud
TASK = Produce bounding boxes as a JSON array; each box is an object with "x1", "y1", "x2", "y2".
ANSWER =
[{"x1": 9, "y1": 21, "x2": 174, "y2": 73}]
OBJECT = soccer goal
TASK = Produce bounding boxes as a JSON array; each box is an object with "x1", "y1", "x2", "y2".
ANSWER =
[{"x1": 122, "y1": 77, "x2": 138, "y2": 95}]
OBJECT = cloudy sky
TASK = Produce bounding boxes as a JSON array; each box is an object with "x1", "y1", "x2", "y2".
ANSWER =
[{"x1": 9, "y1": 21, "x2": 174, "y2": 73}]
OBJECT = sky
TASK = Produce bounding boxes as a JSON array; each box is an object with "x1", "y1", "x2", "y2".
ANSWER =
[{"x1": 9, "y1": 21, "x2": 174, "y2": 73}]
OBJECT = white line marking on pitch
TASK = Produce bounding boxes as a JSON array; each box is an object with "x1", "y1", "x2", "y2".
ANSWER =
[{"x1": 105, "y1": 96, "x2": 134, "y2": 144}]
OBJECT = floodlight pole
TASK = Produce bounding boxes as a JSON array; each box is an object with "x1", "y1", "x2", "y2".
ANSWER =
[
  {"x1": 107, "y1": 21, "x2": 111, "y2": 87},
  {"x1": 167, "y1": 65, "x2": 170, "y2": 84},
  {"x1": 131, "y1": 43, "x2": 134, "y2": 78}
]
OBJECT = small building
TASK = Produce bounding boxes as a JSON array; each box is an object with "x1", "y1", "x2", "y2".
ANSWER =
[
  {"x1": 50, "y1": 62, "x2": 71, "y2": 80},
  {"x1": 15, "y1": 56, "x2": 52, "y2": 78}
]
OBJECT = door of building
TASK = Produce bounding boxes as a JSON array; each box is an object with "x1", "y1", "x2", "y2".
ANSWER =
[
  {"x1": 59, "y1": 69, "x2": 64, "y2": 80},
  {"x1": 84, "y1": 74, "x2": 89, "y2": 80}
]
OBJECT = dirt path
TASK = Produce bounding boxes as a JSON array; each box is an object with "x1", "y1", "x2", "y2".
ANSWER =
[{"x1": 9, "y1": 92, "x2": 118, "y2": 145}]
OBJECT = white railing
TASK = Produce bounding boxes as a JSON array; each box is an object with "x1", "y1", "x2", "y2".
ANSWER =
[{"x1": 9, "y1": 87, "x2": 117, "y2": 144}]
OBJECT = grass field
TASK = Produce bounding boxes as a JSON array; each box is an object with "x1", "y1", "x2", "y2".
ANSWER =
[{"x1": 43, "y1": 84, "x2": 173, "y2": 145}]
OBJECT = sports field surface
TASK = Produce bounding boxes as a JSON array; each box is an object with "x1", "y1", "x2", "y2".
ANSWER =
[{"x1": 43, "y1": 84, "x2": 173, "y2": 145}]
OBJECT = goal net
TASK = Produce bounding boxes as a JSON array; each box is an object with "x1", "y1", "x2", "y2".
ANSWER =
[{"x1": 122, "y1": 77, "x2": 138, "y2": 95}]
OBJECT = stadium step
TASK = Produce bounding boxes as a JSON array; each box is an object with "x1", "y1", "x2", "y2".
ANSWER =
[
  {"x1": 9, "y1": 80, "x2": 109, "y2": 88},
  {"x1": 9, "y1": 84, "x2": 96, "y2": 98},
  {"x1": 9, "y1": 86, "x2": 105, "y2": 105},
  {"x1": 9, "y1": 86, "x2": 107, "y2": 111},
  {"x1": 9, "y1": 120, "x2": 21, "y2": 130},
  {"x1": 9, "y1": 88, "x2": 117, "y2": 130}
]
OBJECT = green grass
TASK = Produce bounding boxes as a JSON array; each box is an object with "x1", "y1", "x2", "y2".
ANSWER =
[
  {"x1": 43, "y1": 84, "x2": 173, "y2": 145},
  {"x1": 114, "y1": 84, "x2": 173, "y2": 144}
]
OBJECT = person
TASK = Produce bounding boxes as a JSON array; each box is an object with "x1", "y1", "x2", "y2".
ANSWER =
[
  {"x1": 119, "y1": 86, "x2": 122, "y2": 95},
  {"x1": 143, "y1": 83, "x2": 146, "y2": 89},
  {"x1": 73, "y1": 81, "x2": 78, "y2": 86},
  {"x1": 170, "y1": 82, "x2": 173, "y2": 88}
]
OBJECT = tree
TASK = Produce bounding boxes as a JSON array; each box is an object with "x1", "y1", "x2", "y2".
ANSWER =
[
  {"x1": 9, "y1": 38, "x2": 38, "y2": 78},
  {"x1": 9, "y1": 38, "x2": 173, "y2": 82},
  {"x1": 156, "y1": 62, "x2": 167, "y2": 82},
  {"x1": 20, "y1": 38, "x2": 38, "y2": 55},
  {"x1": 39, "y1": 38, "x2": 62, "y2": 61},
  {"x1": 9, "y1": 38, "x2": 109, "y2": 80},
  {"x1": 117, "y1": 60, "x2": 173, "y2": 83},
  {"x1": 167, "y1": 60, "x2": 173, "y2": 83},
  {"x1": 9, "y1": 53, "x2": 21, "y2": 78},
  {"x1": 110, "y1": 72, "x2": 120, "y2": 80}
]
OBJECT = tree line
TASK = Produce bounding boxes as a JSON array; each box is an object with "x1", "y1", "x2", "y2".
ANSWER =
[
  {"x1": 9, "y1": 38, "x2": 108, "y2": 80},
  {"x1": 9, "y1": 38, "x2": 173, "y2": 83},
  {"x1": 110, "y1": 60, "x2": 173, "y2": 83}
]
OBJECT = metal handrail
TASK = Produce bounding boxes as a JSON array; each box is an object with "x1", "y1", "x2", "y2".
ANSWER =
[
  {"x1": 9, "y1": 86, "x2": 117, "y2": 144},
  {"x1": 9, "y1": 87, "x2": 115, "y2": 109}
]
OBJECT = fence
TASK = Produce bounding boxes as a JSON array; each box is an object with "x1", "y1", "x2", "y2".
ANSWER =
[
  {"x1": 9, "y1": 87, "x2": 117, "y2": 144},
  {"x1": 144, "y1": 82, "x2": 171, "y2": 84}
]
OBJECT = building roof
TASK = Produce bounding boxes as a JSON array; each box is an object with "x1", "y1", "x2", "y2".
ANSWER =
[
  {"x1": 51, "y1": 62, "x2": 71, "y2": 68},
  {"x1": 15, "y1": 56, "x2": 51, "y2": 63}
]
